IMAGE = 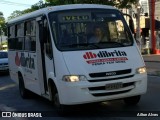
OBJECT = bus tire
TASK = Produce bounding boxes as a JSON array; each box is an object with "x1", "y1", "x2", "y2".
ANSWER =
[
  {"x1": 123, "y1": 95, "x2": 141, "y2": 106},
  {"x1": 49, "y1": 83, "x2": 66, "y2": 115},
  {"x1": 18, "y1": 74, "x2": 29, "y2": 99},
  {"x1": 54, "y1": 93, "x2": 66, "y2": 115}
]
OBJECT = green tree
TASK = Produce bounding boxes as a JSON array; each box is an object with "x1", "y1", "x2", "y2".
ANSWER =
[
  {"x1": 7, "y1": 10, "x2": 23, "y2": 20},
  {"x1": 8, "y1": 0, "x2": 45, "y2": 20},
  {"x1": 31, "y1": 0, "x2": 45, "y2": 10},
  {"x1": 0, "y1": 12, "x2": 7, "y2": 36},
  {"x1": 45, "y1": 0, "x2": 137, "y2": 8}
]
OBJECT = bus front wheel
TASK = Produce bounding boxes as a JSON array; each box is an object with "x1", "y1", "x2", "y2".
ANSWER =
[
  {"x1": 54, "y1": 93, "x2": 66, "y2": 114},
  {"x1": 49, "y1": 84, "x2": 66, "y2": 115}
]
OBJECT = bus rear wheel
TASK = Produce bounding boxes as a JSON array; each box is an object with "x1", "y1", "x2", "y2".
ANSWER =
[
  {"x1": 19, "y1": 75, "x2": 29, "y2": 99},
  {"x1": 123, "y1": 95, "x2": 141, "y2": 106}
]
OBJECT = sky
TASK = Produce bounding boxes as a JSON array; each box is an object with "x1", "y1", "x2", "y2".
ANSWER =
[{"x1": 0, "y1": 0, "x2": 45, "y2": 20}]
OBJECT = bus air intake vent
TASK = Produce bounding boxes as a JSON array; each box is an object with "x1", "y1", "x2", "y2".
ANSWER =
[
  {"x1": 89, "y1": 69, "x2": 132, "y2": 78},
  {"x1": 88, "y1": 75, "x2": 134, "y2": 82}
]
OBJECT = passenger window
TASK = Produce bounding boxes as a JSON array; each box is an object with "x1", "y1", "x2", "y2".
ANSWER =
[
  {"x1": 25, "y1": 20, "x2": 36, "y2": 51},
  {"x1": 16, "y1": 23, "x2": 24, "y2": 50},
  {"x1": 8, "y1": 26, "x2": 16, "y2": 50},
  {"x1": 9, "y1": 26, "x2": 15, "y2": 38}
]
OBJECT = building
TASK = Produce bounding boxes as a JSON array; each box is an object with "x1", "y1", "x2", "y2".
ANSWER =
[
  {"x1": 155, "y1": 0, "x2": 160, "y2": 22},
  {"x1": 121, "y1": 0, "x2": 160, "y2": 53},
  {"x1": 139, "y1": 0, "x2": 160, "y2": 52}
]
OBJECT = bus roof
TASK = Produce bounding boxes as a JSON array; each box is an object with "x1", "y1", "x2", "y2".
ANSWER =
[{"x1": 7, "y1": 4, "x2": 116, "y2": 25}]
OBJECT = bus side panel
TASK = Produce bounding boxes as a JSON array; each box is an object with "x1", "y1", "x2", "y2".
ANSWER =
[
  {"x1": 21, "y1": 51, "x2": 41, "y2": 95},
  {"x1": 9, "y1": 50, "x2": 42, "y2": 95}
]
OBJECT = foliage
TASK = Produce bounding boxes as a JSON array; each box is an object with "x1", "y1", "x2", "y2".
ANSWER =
[
  {"x1": 0, "y1": 12, "x2": 7, "y2": 36},
  {"x1": 45, "y1": 0, "x2": 138, "y2": 8},
  {"x1": 7, "y1": 10, "x2": 23, "y2": 20},
  {"x1": 7, "y1": 0, "x2": 45, "y2": 20},
  {"x1": 1, "y1": 41, "x2": 7, "y2": 45}
]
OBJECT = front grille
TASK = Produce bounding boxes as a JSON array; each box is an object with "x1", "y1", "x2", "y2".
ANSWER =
[
  {"x1": 88, "y1": 75, "x2": 134, "y2": 82},
  {"x1": 89, "y1": 69, "x2": 132, "y2": 78}
]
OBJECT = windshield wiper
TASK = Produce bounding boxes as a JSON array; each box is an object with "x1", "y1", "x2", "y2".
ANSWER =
[
  {"x1": 65, "y1": 43, "x2": 101, "y2": 48},
  {"x1": 88, "y1": 43, "x2": 101, "y2": 48},
  {"x1": 101, "y1": 41, "x2": 125, "y2": 47}
]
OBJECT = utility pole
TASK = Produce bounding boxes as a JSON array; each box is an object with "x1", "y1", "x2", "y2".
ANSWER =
[{"x1": 150, "y1": 0, "x2": 156, "y2": 54}]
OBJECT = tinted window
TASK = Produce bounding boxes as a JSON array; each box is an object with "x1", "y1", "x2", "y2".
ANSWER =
[
  {"x1": 0, "y1": 52, "x2": 8, "y2": 58},
  {"x1": 8, "y1": 25, "x2": 16, "y2": 50},
  {"x1": 25, "y1": 20, "x2": 36, "y2": 51},
  {"x1": 16, "y1": 23, "x2": 24, "y2": 50}
]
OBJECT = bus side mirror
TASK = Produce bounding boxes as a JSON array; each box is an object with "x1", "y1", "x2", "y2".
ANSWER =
[
  {"x1": 123, "y1": 13, "x2": 135, "y2": 35},
  {"x1": 129, "y1": 19, "x2": 135, "y2": 34}
]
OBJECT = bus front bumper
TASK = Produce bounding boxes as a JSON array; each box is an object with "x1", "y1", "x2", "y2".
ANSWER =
[{"x1": 58, "y1": 74, "x2": 147, "y2": 105}]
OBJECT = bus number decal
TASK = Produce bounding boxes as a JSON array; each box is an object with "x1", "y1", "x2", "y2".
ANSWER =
[{"x1": 62, "y1": 15, "x2": 89, "y2": 21}]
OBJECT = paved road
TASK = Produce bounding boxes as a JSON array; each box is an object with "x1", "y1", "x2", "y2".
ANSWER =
[
  {"x1": 0, "y1": 74, "x2": 160, "y2": 120},
  {"x1": 145, "y1": 62, "x2": 160, "y2": 76},
  {"x1": 143, "y1": 55, "x2": 160, "y2": 76},
  {"x1": 145, "y1": 62, "x2": 160, "y2": 70}
]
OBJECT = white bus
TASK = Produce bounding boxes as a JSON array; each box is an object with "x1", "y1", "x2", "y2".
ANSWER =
[{"x1": 7, "y1": 4, "x2": 147, "y2": 113}]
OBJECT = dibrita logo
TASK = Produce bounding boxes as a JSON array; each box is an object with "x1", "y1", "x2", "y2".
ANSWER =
[
  {"x1": 83, "y1": 50, "x2": 128, "y2": 65},
  {"x1": 83, "y1": 52, "x2": 97, "y2": 59}
]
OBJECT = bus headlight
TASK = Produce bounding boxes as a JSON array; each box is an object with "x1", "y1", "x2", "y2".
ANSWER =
[
  {"x1": 136, "y1": 67, "x2": 147, "y2": 74},
  {"x1": 63, "y1": 75, "x2": 87, "y2": 82}
]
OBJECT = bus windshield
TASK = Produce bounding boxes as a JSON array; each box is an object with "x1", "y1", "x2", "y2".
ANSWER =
[{"x1": 49, "y1": 9, "x2": 133, "y2": 51}]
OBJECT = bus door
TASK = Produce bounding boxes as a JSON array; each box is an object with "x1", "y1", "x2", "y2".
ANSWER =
[
  {"x1": 22, "y1": 20, "x2": 41, "y2": 94},
  {"x1": 37, "y1": 16, "x2": 54, "y2": 95}
]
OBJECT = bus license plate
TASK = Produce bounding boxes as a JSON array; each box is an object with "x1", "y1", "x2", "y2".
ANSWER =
[{"x1": 105, "y1": 83, "x2": 123, "y2": 90}]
